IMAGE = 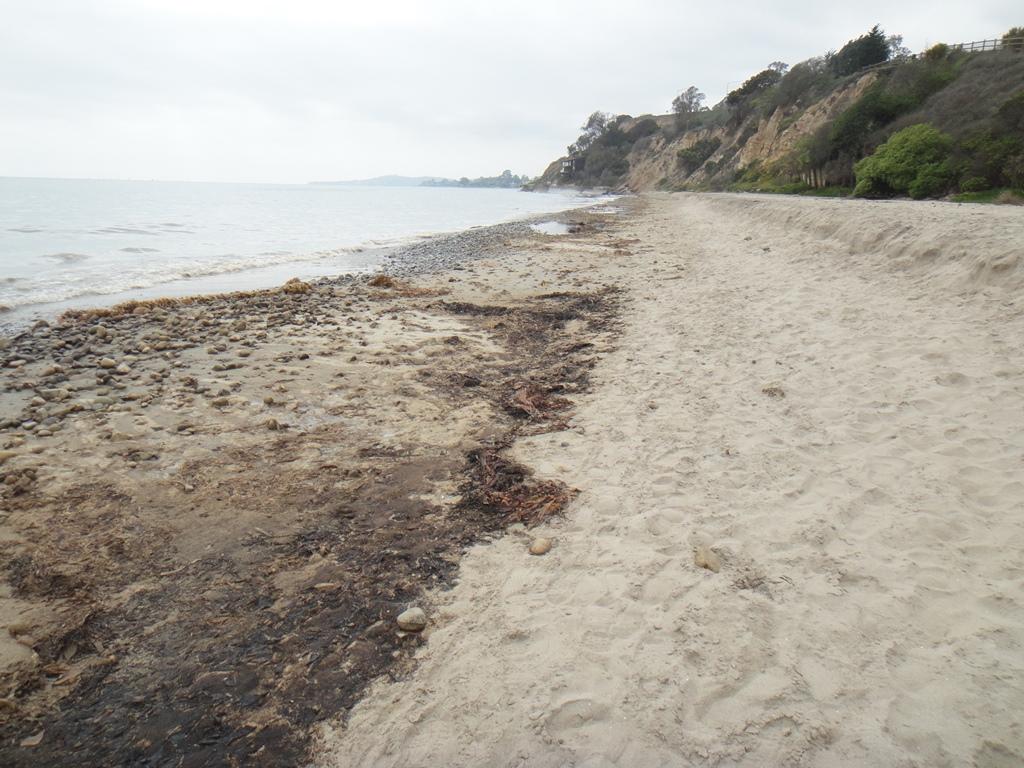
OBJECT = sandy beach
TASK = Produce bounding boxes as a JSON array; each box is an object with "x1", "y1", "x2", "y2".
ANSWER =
[
  {"x1": 3, "y1": 192, "x2": 1024, "y2": 766},
  {"x1": 321, "y1": 193, "x2": 1024, "y2": 767}
]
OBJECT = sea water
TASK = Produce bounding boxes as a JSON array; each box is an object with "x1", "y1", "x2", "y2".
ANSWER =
[{"x1": 0, "y1": 177, "x2": 597, "y2": 324}]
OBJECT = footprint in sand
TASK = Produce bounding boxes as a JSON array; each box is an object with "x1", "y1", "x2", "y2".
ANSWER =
[
  {"x1": 934, "y1": 371, "x2": 971, "y2": 386},
  {"x1": 545, "y1": 698, "x2": 610, "y2": 734}
]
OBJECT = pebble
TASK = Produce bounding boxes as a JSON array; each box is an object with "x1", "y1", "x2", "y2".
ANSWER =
[
  {"x1": 98, "y1": 358, "x2": 117, "y2": 369},
  {"x1": 396, "y1": 606, "x2": 427, "y2": 632},
  {"x1": 529, "y1": 537, "x2": 553, "y2": 556},
  {"x1": 19, "y1": 730, "x2": 43, "y2": 748},
  {"x1": 694, "y1": 545, "x2": 721, "y2": 573}
]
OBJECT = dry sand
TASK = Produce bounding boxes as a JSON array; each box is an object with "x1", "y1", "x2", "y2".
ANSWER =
[{"x1": 320, "y1": 193, "x2": 1024, "y2": 767}]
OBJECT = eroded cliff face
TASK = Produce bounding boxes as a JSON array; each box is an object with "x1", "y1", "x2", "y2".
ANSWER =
[
  {"x1": 616, "y1": 73, "x2": 877, "y2": 191},
  {"x1": 735, "y1": 74, "x2": 877, "y2": 168}
]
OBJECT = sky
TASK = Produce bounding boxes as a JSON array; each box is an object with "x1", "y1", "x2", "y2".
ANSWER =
[{"x1": 1, "y1": 0, "x2": 1019, "y2": 184}]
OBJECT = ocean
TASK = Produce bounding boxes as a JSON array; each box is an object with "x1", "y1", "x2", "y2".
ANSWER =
[{"x1": 0, "y1": 177, "x2": 597, "y2": 325}]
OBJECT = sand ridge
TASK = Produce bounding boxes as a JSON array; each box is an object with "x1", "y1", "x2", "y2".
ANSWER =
[{"x1": 321, "y1": 193, "x2": 1024, "y2": 767}]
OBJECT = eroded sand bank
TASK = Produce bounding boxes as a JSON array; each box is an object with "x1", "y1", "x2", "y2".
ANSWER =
[{"x1": 321, "y1": 194, "x2": 1024, "y2": 767}]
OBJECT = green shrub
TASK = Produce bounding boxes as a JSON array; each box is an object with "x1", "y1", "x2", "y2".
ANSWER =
[
  {"x1": 1007, "y1": 153, "x2": 1024, "y2": 191},
  {"x1": 677, "y1": 137, "x2": 722, "y2": 174},
  {"x1": 925, "y1": 43, "x2": 950, "y2": 61},
  {"x1": 727, "y1": 68, "x2": 784, "y2": 106},
  {"x1": 959, "y1": 131, "x2": 1021, "y2": 180},
  {"x1": 853, "y1": 123, "x2": 953, "y2": 197},
  {"x1": 885, "y1": 57, "x2": 959, "y2": 108},
  {"x1": 769, "y1": 58, "x2": 834, "y2": 111},
  {"x1": 908, "y1": 160, "x2": 955, "y2": 198},
  {"x1": 995, "y1": 91, "x2": 1024, "y2": 133},
  {"x1": 625, "y1": 118, "x2": 659, "y2": 142},
  {"x1": 960, "y1": 176, "x2": 990, "y2": 192},
  {"x1": 829, "y1": 85, "x2": 914, "y2": 158}
]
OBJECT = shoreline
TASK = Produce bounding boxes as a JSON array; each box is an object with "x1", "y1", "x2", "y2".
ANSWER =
[
  {"x1": 0, "y1": 193, "x2": 617, "y2": 336},
  {"x1": 0, "y1": 198, "x2": 633, "y2": 765}
]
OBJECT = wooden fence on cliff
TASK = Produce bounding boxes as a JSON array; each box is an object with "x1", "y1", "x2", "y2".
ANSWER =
[{"x1": 861, "y1": 36, "x2": 1023, "y2": 74}]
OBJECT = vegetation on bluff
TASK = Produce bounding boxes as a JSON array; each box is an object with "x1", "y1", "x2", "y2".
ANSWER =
[{"x1": 546, "y1": 24, "x2": 1024, "y2": 202}]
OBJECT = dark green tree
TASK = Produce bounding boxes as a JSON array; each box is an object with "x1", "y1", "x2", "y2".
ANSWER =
[
  {"x1": 567, "y1": 111, "x2": 612, "y2": 155},
  {"x1": 726, "y1": 68, "x2": 784, "y2": 106},
  {"x1": 828, "y1": 25, "x2": 890, "y2": 76}
]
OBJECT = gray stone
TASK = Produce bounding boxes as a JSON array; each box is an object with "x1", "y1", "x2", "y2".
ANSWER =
[{"x1": 396, "y1": 606, "x2": 427, "y2": 632}]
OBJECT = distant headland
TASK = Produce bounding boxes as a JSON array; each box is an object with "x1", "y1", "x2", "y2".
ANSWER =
[{"x1": 311, "y1": 170, "x2": 531, "y2": 189}]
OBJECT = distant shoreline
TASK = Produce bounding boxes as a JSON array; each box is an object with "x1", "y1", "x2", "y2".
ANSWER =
[
  {"x1": 0, "y1": 182, "x2": 603, "y2": 335},
  {"x1": 0, "y1": 195, "x2": 612, "y2": 336}
]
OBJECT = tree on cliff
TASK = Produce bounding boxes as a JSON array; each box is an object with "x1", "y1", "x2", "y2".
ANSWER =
[
  {"x1": 672, "y1": 86, "x2": 707, "y2": 130},
  {"x1": 726, "y1": 68, "x2": 785, "y2": 106},
  {"x1": 567, "y1": 111, "x2": 612, "y2": 156},
  {"x1": 672, "y1": 86, "x2": 706, "y2": 115},
  {"x1": 828, "y1": 25, "x2": 890, "y2": 76}
]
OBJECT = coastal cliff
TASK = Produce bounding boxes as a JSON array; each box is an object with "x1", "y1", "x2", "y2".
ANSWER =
[{"x1": 534, "y1": 26, "x2": 1024, "y2": 199}]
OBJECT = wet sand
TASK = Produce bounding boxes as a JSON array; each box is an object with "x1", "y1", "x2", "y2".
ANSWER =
[{"x1": 0, "y1": 202, "x2": 627, "y2": 765}]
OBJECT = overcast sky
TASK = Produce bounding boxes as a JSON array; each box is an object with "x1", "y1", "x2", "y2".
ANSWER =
[{"x1": 1, "y1": 0, "x2": 1019, "y2": 183}]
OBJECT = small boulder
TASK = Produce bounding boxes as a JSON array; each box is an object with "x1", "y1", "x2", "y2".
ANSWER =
[
  {"x1": 396, "y1": 606, "x2": 427, "y2": 632},
  {"x1": 529, "y1": 538, "x2": 553, "y2": 556}
]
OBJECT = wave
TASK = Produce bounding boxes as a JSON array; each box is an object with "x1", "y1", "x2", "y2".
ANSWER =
[
  {"x1": 0, "y1": 244, "x2": 385, "y2": 311},
  {"x1": 93, "y1": 226, "x2": 161, "y2": 235},
  {"x1": 0, "y1": 185, "x2": 605, "y2": 315},
  {"x1": 41, "y1": 252, "x2": 90, "y2": 263}
]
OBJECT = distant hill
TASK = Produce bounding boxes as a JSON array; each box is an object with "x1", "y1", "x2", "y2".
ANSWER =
[
  {"x1": 310, "y1": 175, "x2": 444, "y2": 187},
  {"x1": 312, "y1": 171, "x2": 531, "y2": 189},
  {"x1": 423, "y1": 170, "x2": 530, "y2": 188}
]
